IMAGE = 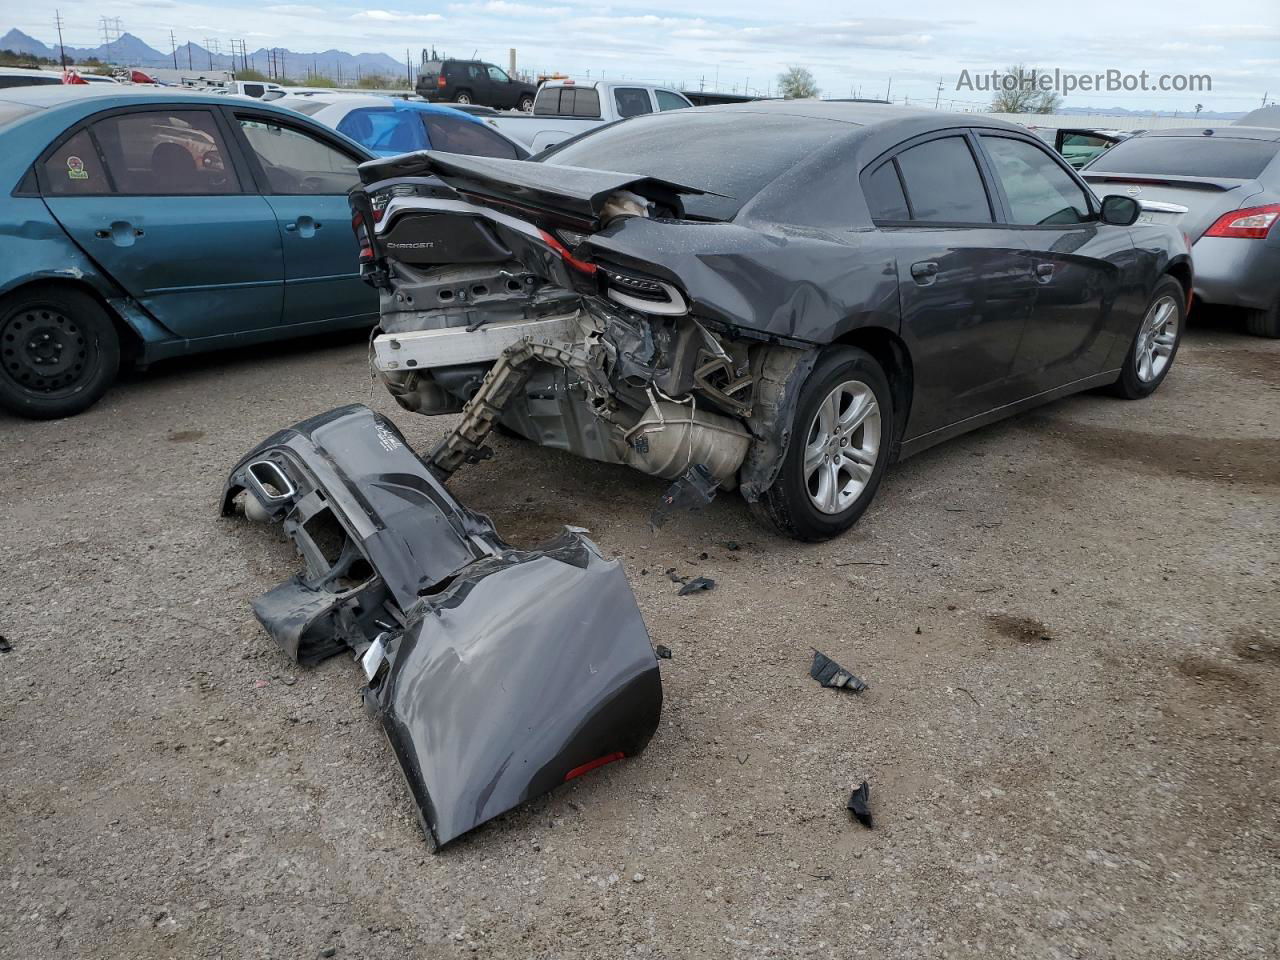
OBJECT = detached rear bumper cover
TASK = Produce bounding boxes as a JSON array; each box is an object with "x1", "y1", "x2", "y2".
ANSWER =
[{"x1": 222, "y1": 404, "x2": 661, "y2": 848}]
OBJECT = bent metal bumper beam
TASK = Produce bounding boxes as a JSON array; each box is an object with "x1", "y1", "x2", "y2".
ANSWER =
[{"x1": 221, "y1": 404, "x2": 662, "y2": 849}]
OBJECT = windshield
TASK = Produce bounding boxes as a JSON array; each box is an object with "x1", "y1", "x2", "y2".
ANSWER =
[
  {"x1": 1086, "y1": 135, "x2": 1279, "y2": 179},
  {"x1": 539, "y1": 110, "x2": 848, "y2": 220}
]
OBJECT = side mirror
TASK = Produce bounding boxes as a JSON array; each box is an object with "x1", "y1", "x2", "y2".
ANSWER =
[{"x1": 1100, "y1": 194, "x2": 1140, "y2": 226}]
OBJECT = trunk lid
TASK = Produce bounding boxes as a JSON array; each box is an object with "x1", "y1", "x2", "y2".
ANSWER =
[{"x1": 1082, "y1": 172, "x2": 1260, "y2": 239}]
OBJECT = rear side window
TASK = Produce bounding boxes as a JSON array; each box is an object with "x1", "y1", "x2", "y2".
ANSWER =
[
  {"x1": 534, "y1": 87, "x2": 601, "y2": 118},
  {"x1": 41, "y1": 129, "x2": 112, "y2": 195},
  {"x1": 243, "y1": 83, "x2": 265, "y2": 98},
  {"x1": 423, "y1": 115, "x2": 520, "y2": 159},
  {"x1": 863, "y1": 161, "x2": 909, "y2": 220},
  {"x1": 655, "y1": 90, "x2": 690, "y2": 111},
  {"x1": 0, "y1": 74, "x2": 62, "y2": 88},
  {"x1": 89, "y1": 109, "x2": 240, "y2": 195},
  {"x1": 337, "y1": 107, "x2": 426, "y2": 153},
  {"x1": 1086, "y1": 136, "x2": 1279, "y2": 179},
  {"x1": 894, "y1": 136, "x2": 992, "y2": 222},
  {"x1": 981, "y1": 136, "x2": 1090, "y2": 225},
  {"x1": 614, "y1": 87, "x2": 653, "y2": 118}
]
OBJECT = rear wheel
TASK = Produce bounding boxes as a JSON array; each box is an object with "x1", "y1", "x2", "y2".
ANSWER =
[
  {"x1": 517, "y1": 94, "x2": 534, "y2": 112},
  {"x1": 453, "y1": 90, "x2": 473, "y2": 105},
  {"x1": 1108, "y1": 275, "x2": 1184, "y2": 400},
  {"x1": 0, "y1": 286, "x2": 120, "y2": 419},
  {"x1": 751, "y1": 347, "x2": 893, "y2": 541},
  {"x1": 1244, "y1": 300, "x2": 1280, "y2": 338}
]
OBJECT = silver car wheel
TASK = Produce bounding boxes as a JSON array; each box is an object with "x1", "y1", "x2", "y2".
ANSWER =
[
  {"x1": 803, "y1": 379, "x2": 882, "y2": 515},
  {"x1": 1135, "y1": 294, "x2": 1179, "y2": 383}
]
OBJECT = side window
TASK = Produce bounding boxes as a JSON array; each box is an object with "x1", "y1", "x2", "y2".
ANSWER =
[
  {"x1": 237, "y1": 117, "x2": 359, "y2": 194},
  {"x1": 422, "y1": 115, "x2": 519, "y2": 159},
  {"x1": 486, "y1": 66, "x2": 509, "y2": 83},
  {"x1": 981, "y1": 136, "x2": 1090, "y2": 225},
  {"x1": 467, "y1": 64, "x2": 485, "y2": 83},
  {"x1": 655, "y1": 90, "x2": 690, "y2": 111},
  {"x1": 613, "y1": 87, "x2": 653, "y2": 118},
  {"x1": 88, "y1": 109, "x2": 240, "y2": 195},
  {"x1": 863, "y1": 161, "x2": 909, "y2": 220},
  {"x1": 243, "y1": 83, "x2": 264, "y2": 98},
  {"x1": 894, "y1": 136, "x2": 992, "y2": 223},
  {"x1": 42, "y1": 129, "x2": 113, "y2": 195}
]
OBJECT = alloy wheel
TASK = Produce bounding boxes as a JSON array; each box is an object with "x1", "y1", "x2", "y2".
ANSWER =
[
  {"x1": 803, "y1": 379, "x2": 882, "y2": 515},
  {"x1": 1135, "y1": 294, "x2": 1179, "y2": 383}
]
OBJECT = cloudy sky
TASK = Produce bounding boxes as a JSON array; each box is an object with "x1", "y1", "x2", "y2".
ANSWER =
[{"x1": 15, "y1": 0, "x2": 1280, "y2": 111}]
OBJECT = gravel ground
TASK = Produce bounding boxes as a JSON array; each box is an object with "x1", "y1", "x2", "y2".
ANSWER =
[{"x1": 2, "y1": 315, "x2": 1277, "y2": 959}]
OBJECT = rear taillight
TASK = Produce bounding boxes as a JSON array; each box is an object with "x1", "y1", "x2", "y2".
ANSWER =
[
  {"x1": 351, "y1": 211, "x2": 373, "y2": 263},
  {"x1": 1203, "y1": 203, "x2": 1280, "y2": 239},
  {"x1": 437, "y1": 75, "x2": 446, "y2": 88}
]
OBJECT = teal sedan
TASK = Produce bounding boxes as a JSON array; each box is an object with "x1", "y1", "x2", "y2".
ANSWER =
[{"x1": 0, "y1": 86, "x2": 379, "y2": 418}]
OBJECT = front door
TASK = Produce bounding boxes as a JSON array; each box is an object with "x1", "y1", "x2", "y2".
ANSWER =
[
  {"x1": 977, "y1": 133, "x2": 1129, "y2": 392},
  {"x1": 229, "y1": 112, "x2": 377, "y2": 330},
  {"x1": 866, "y1": 133, "x2": 1039, "y2": 438},
  {"x1": 40, "y1": 106, "x2": 284, "y2": 340}
]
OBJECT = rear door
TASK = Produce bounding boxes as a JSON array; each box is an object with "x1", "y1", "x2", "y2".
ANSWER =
[
  {"x1": 977, "y1": 131, "x2": 1130, "y2": 389},
  {"x1": 40, "y1": 105, "x2": 284, "y2": 339},
  {"x1": 228, "y1": 110, "x2": 376, "y2": 329},
  {"x1": 868, "y1": 131, "x2": 1039, "y2": 436}
]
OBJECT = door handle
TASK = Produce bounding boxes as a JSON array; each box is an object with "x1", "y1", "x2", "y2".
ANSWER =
[
  {"x1": 95, "y1": 223, "x2": 143, "y2": 245},
  {"x1": 910, "y1": 261, "x2": 939, "y2": 284},
  {"x1": 1035, "y1": 262, "x2": 1055, "y2": 283},
  {"x1": 285, "y1": 218, "x2": 322, "y2": 237}
]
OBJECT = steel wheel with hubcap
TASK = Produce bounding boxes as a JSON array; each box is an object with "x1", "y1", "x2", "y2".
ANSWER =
[
  {"x1": 1109, "y1": 275, "x2": 1185, "y2": 400},
  {"x1": 803, "y1": 379, "x2": 882, "y2": 514},
  {"x1": 0, "y1": 286, "x2": 120, "y2": 419},
  {"x1": 752, "y1": 345, "x2": 894, "y2": 541}
]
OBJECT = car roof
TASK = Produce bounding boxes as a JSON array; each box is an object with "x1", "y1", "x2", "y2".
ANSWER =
[
  {"x1": 1137, "y1": 126, "x2": 1280, "y2": 142},
  {"x1": 0, "y1": 84, "x2": 310, "y2": 113},
  {"x1": 309, "y1": 95, "x2": 488, "y2": 123}
]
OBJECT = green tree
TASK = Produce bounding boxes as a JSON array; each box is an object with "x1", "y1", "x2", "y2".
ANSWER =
[
  {"x1": 235, "y1": 68, "x2": 272, "y2": 82},
  {"x1": 777, "y1": 65, "x2": 819, "y2": 100}
]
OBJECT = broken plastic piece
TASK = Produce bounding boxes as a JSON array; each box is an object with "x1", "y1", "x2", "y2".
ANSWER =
[
  {"x1": 810, "y1": 650, "x2": 868, "y2": 692},
  {"x1": 847, "y1": 780, "x2": 873, "y2": 828},
  {"x1": 677, "y1": 576, "x2": 715, "y2": 596},
  {"x1": 0, "y1": 636, "x2": 10, "y2": 653},
  {"x1": 655, "y1": 644, "x2": 673, "y2": 659},
  {"x1": 650, "y1": 463, "x2": 720, "y2": 530},
  {"x1": 223, "y1": 404, "x2": 662, "y2": 850}
]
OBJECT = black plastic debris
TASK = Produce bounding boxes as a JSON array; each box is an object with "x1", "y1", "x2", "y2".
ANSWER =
[
  {"x1": 678, "y1": 576, "x2": 715, "y2": 596},
  {"x1": 650, "y1": 464, "x2": 719, "y2": 529},
  {"x1": 0, "y1": 636, "x2": 10, "y2": 653},
  {"x1": 809, "y1": 650, "x2": 868, "y2": 692},
  {"x1": 847, "y1": 780, "x2": 873, "y2": 828},
  {"x1": 655, "y1": 644, "x2": 673, "y2": 659}
]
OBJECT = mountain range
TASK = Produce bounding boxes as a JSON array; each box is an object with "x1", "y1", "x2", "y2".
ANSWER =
[{"x1": 1, "y1": 28, "x2": 410, "y2": 81}]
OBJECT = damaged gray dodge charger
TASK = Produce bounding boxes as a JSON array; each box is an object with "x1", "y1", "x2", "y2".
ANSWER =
[{"x1": 351, "y1": 101, "x2": 1192, "y2": 540}]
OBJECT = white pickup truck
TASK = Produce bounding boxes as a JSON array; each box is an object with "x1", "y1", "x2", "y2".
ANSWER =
[{"x1": 479, "y1": 79, "x2": 693, "y2": 152}]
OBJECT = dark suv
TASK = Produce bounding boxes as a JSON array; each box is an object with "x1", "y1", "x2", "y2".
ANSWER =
[{"x1": 416, "y1": 59, "x2": 538, "y2": 111}]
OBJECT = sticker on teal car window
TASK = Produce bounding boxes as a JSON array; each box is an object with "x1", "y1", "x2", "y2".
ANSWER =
[{"x1": 66, "y1": 156, "x2": 89, "y2": 180}]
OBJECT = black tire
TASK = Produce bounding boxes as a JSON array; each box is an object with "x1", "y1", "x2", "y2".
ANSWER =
[
  {"x1": 517, "y1": 94, "x2": 534, "y2": 112},
  {"x1": 751, "y1": 346, "x2": 894, "y2": 541},
  {"x1": 1107, "y1": 275, "x2": 1185, "y2": 400},
  {"x1": 1244, "y1": 300, "x2": 1280, "y2": 338},
  {"x1": 453, "y1": 90, "x2": 472, "y2": 104},
  {"x1": 0, "y1": 285, "x2": 120, "y2": 420}
]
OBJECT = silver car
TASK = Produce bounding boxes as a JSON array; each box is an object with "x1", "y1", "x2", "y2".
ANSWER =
[{"x1": 1082, "y1": 126, "x2": 1280, "y2": 337}]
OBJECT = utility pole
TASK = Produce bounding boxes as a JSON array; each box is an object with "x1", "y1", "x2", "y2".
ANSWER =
[
  {"x1": 169, "y1": 30, "x2": 177, "y2": 69},
  {"x1": 885, "y1": 77, "x2": 892, "y2": 102},
  {"x1": 54, "y1": 10, "x2": 68, "y2": 68},
  {"x1": 934, "y1": 76, "x2": 944, "y2": 109},
  {"x1": 187, "y1": 40, "x2": 192, "y2": 70},
  {"x1": 406, "y1": 48, "x2": 412, "y2": 87},
  {"x1": 203, "y1": 38, "x2": 214, "y2": 70}
]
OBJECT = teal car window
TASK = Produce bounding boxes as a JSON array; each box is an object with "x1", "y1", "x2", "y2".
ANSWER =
[
  {"x1": 337, "y1": 108, "x2": 426, "y2": 154},
  {"x1": 42, "y1": 129, "x2": 113, "y2": 195},
  {"x1": 238, "y1": 117, "x2": 360, "y2": 194},
  {"x1": 90, "y1": 110, "x2": 240, "y2": 195}
]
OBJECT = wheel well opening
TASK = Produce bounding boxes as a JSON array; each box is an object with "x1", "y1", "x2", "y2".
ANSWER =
[
  {"x1": 5, "y1": 279, "x2": 142, "y2": 365},
  {"x1": 834, "y1": 328, "x2": 913, "y2": 456},
  {"x1": 1165, "y1": 262, "x2": 1193, "y2": 307}
]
